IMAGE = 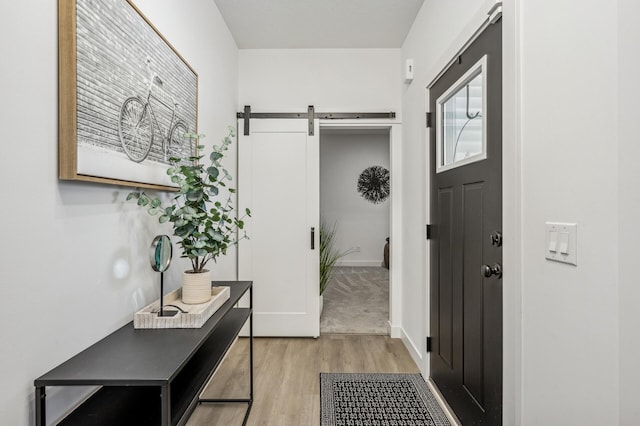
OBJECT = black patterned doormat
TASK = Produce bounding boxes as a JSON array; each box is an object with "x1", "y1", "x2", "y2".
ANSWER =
[{"x1": 320, "y1": 373, "x2": 451, "y2": 426}]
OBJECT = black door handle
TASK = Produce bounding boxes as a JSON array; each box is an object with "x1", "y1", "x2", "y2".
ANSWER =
[
  {"x1": 481, "y1": 263, "x2": 502, "y2": 278},
  {"x1": 311, "y1": 227, "x2": 315, "y2": 250}
]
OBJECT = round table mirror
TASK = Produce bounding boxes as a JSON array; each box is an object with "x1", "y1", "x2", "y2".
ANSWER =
[{"x1": 150, "y1": 235, "x2": 172, "y2": 273}]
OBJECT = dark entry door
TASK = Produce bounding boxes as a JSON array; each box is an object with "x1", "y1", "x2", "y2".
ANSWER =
[{"x1": 429, "y1": 19, "x2": 502, "y2": 425}]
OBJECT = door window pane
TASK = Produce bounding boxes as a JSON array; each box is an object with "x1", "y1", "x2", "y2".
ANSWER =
[{"x1": 436, "y1": 56, "x2": 487, "y2": 172}]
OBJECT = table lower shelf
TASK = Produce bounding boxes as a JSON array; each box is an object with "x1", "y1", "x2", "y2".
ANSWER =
[{"x1": 58, "y1": 308, "x2": 251, "y2": 426}]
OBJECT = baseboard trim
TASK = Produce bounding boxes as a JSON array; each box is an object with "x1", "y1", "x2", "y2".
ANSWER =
[
  {"x1": 400, "y1": 327, "x2": 423, "y2": 369},
  {"x1": 389, "y1": 322, "x2": 402, "y2": 338},
  {"x1": 336, "y1": 260, "x2": 384, "y2": 267}
]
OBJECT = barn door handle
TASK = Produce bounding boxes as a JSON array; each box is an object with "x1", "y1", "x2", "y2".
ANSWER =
[
  {"x1": 311, "y1": 227, "x2": 315, "y2": 250},
  {"x1": 481, "y1": 263, "x2": 502, "y2": 278}
]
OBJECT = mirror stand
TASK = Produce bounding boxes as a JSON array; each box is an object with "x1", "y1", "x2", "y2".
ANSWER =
[{"x1": 158, "y1": 271, "x2": 178, "y2": 317}]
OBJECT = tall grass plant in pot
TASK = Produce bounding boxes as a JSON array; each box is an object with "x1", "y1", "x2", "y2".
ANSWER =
[
  {"x1": 128, "y1": 126, "x2": 250, "y2": 304},
  {"x1": 319, "y1": 220, "x2": 354, "y2": 313}
]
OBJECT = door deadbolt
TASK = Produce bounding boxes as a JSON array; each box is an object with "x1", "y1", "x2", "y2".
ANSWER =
[
  {"x1": 481, "y1": 263, "x2": 502, "y2": 278},
  {"x1": 490, "y1": 231, "x2": 503, "y2": 247}
]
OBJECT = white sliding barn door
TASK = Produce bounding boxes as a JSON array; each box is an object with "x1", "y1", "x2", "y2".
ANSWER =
[{"x1": 238, "y1": 119, "x2": 319, "y2": 337}]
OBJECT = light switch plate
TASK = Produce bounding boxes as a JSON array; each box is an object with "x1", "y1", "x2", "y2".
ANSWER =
[{"x1": 545, "y1": 222, "x2": 577, "y2": 265}]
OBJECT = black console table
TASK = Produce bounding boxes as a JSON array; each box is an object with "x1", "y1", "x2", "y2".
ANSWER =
[{"x1": 34, "y1": 281, "x2": 253, "y2": 426}]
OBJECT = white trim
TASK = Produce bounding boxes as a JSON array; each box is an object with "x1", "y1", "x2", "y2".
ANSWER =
[
  {"x1": 435, "y1": 55, "x2": 488, "y2": 173},
  {"x1": 400, "y1": 326, "x2": 423, "y2": 371},
  {"x1": 502, "y1": 0, "x2": 523, "y2": 424},
  {"x1": 389, "y1": 322, "x2": 402, "y2": 338}
]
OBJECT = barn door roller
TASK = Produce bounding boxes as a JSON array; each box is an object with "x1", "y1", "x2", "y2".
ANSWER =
[{"x1": 237, "y1": 105, "x2": 397, "y2": 136}]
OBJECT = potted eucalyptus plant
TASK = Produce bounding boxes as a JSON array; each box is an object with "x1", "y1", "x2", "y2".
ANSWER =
[{"x1": 128, "y1": 126, "x2": 250, "y2": 304}]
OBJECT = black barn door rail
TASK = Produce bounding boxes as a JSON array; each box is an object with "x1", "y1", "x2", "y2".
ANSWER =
[{"x1": 237, "y1": 105, "x2": 396, "y2": 136}]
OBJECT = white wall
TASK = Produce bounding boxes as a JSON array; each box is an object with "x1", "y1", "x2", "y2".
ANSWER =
[
  {"x1": 0, "y1": 1, "x2": 238, "y2": 424},
  {"x1": 618, "y1": 0, "x2": 640, "y2": 424},
  {"x1": 400, "y1": 0, "x2": 489, "y2": 373},
  {"x1": 320, "y1": 131, "x2": 390, "y2": 266},
  {"x1": 517, "y1": 0, "x2": 619, "y2": 424},
  {"x1": 239, "y1": 48, "x2": 401, "y2": 113}
]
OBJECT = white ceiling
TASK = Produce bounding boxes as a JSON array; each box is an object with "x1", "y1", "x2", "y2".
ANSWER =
[{"x1": 214, "y1": 0, "x2": 425, "y2": 49}]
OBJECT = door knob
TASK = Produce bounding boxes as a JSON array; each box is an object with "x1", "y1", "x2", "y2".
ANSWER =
[{"x1": 481, "y1": 263, "x2": 502, "y2": 278}]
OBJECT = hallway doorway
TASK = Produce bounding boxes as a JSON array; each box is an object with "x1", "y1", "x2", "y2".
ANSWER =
[{"x1": 319, "y1": 129, "x2": 391, "y2": 335}]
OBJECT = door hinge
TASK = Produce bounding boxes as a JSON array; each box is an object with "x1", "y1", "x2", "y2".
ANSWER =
[
  {"x1": 426, "y1": 336, "x2": 432, "y2": 353},
  {"x1": 426, "y1": 112, "x2": 433, "y2": 128},
  {"x1": 426, "y1": 224, "x2": 432, "y2": 240}
]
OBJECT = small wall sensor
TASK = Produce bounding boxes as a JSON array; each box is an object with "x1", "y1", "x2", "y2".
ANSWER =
[{"x1": 405, "y1": 59, "x2": 414, "y2": 83}]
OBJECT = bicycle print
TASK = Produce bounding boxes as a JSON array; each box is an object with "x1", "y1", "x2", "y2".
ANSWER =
[{"x1": 118, "y1": 57, "x2": 191, "y2": 163}]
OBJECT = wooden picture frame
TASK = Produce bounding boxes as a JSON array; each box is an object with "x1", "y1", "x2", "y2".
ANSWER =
[{"x1": 59, "y1": 0, "x2": 198, "y2": 190}]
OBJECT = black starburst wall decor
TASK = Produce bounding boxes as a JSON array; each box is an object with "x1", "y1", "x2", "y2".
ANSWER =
[{"x1": 357, "y1": 166, "x2": 390, "y2": 204}]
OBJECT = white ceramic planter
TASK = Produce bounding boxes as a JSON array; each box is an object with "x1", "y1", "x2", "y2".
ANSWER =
[
  {"x1": 181, "y1": 270, "x2": 212, "y2": 304},
  {"x1": 319, "y1": 294, "x2": 324, "y2": 316}
]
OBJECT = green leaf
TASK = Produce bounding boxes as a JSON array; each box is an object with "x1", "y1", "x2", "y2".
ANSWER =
[
  {"x1": 186, "y1": 190, "x2": 203, "y2": 202},
  {"x1": 176, "y1": 223, "x2": 196, "y2": 238},
  {"x1": 191, "y1": 248, "x2": 208, "y2": 257},
  {"x1": 159, "y1": 215, "x2": 170, "y2": 223},
  {"x1": 245, "y1": 208, "x2": 252, "y2": 216},
  {"x1": 207, "y1": 166, "x2": 219, "y2": 180},
  {"x1": 210, "y1": 152, "x2": 223, "y2": 162},
  {"x1": 126, "y1": 192, "x2": 138, "y2": 201}
]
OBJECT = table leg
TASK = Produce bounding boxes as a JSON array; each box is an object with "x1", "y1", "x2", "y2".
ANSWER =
[
  {"x1": 160, "y1": 385, "x2": 171, "y2": 426},
  {"x1": 35, "y1": 386, "x2": 46, "y2": 426},
  {"x1": 249, "y1": 285, "x2": 254, "y2": 401}
]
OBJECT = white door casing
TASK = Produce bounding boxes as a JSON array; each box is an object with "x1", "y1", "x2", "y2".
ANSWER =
[
  {"x1": 238, "y1": 118, "x2": 320, "y2": 337},
  {"x1": 319, "y1": 121, "x2": 403, "y2": 341}
]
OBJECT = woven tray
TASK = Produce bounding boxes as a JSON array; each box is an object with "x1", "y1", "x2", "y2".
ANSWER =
[{"x1": 133, "y1": 286, "x2": 230, "y2": 329}]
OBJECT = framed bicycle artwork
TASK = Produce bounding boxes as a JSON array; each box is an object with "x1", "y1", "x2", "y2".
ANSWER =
[{"x1": 59, "y1": 0, "x2": 198, "y2": 190}]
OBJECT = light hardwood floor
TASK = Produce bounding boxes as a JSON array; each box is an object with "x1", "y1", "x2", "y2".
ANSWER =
[{"x1": 186, "y1": 334, "x2": 419, "y2": 425}]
